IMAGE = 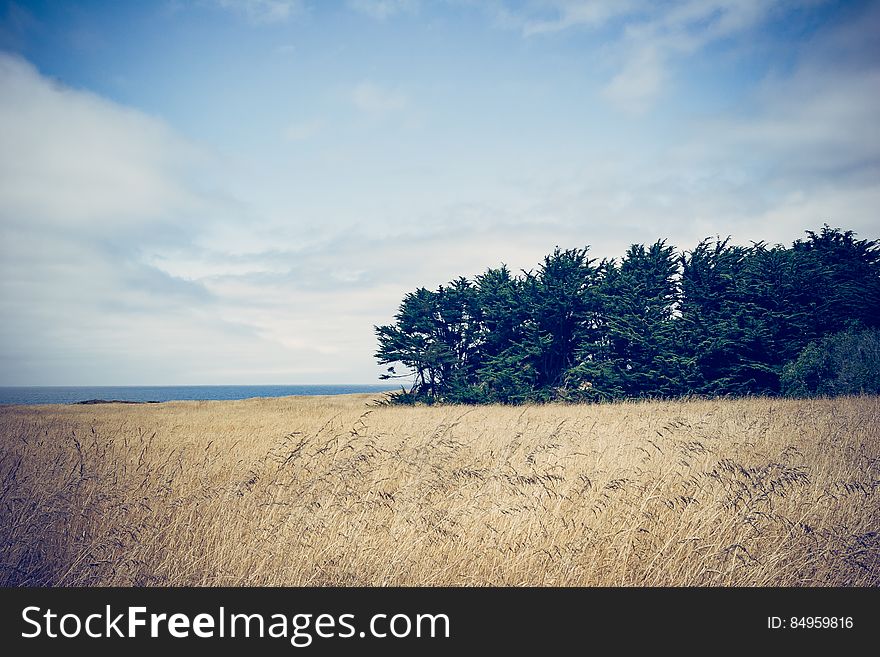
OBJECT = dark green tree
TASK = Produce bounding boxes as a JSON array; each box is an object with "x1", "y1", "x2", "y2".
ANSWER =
[
  {"x1": 375, "y1": 278, "x2": 482, "y2": 402},
  {"x1": 432, "y1": 277, "x2": 484, "y2": 402},
  {"x1": 375, "y1": 286, "x2": 442, "y2": 400},
  {"x1": 791, "y1": 225, "x2": 880, "y2": 336},
  {"x1": 517, "y1": 248, "x2": 603, "y2": 400},
  {"x1": 678, "y1": 238, "x2": 777, "y2": 395},
  {"x1": 782, "y1": 328, "x2": 880, "y2": 396},
  {"x1": 576, "y1": 240, "x2": 681, "y2": 398},
  {"x1": 472, "y1": 266, "x2": 534, "y2": 403},
  {"x1": 376, "y1": 225, "x2": 880, "y2": 404}
]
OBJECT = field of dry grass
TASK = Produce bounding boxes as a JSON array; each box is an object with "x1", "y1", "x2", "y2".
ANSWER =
[{"x1": 1, "y1": 393, "x2": 878, "y2": 586}]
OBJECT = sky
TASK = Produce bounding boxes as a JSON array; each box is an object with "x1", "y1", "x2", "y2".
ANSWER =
[{"x1": 1, "y1": 0, "x2": 878, "y2": 386}]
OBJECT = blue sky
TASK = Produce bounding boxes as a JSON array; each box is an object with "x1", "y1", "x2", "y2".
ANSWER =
[{"x1": 1, "y1": 0, "x2": 878, "y2": 385}]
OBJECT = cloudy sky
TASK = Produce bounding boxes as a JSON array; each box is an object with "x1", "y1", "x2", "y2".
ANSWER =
[{"x1": 1, "y1": 0, "x2": 878, "y2": 385}]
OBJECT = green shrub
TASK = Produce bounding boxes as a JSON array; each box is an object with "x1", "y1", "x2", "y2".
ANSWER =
[{"x1": 781, "y1": 328, "x2": 880, "y2": 396}]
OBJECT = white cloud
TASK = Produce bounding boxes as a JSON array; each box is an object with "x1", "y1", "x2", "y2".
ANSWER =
[
  {"x1": 0, "y1": 56, "x2": 205, "y2": 231},
  {"x1": 517, "y1": 0, "x2": 637, "y2": 36},
  {"x1": 212, "y1": 0, "x2": 304, "y2": 24},
  {"x1": 600, "y1": 45, "x2": 665, "y2": 115},
  {"x1": 492, "y1": 1, "x2": 821, "y2": 113},
  {"x1": 351, "y1": 80, "x2": 409, "y2": 113},
  {"x1": 672, "y1": 4, "x2": 880, "y2": 183},
  {"x1": 0, "y1": 54, "x2": 316, "y2": 385},
  {"x1": 0, "y1": 54, "x2": 438, "y2": 385},
  {"x1": 609, "y1": 1, "x2": 787, "y2": 114},
  {"x1": 496, "y1": 0, "x2": 776, "y2": 39},
  {"x1": 533, "y1": 6, "x2": 880, "y2": 250},
  {"x1": 348, "y1": 0, "x2": 418, "y2": 20}
]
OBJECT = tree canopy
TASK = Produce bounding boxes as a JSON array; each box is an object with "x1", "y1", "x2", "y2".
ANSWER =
[{"x1": 375, "y1": 225, "x2": 880, "y2": 404}]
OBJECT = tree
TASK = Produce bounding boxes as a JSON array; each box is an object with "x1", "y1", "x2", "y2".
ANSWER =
[
  {"x1": 472, "y1": 266, "x2": 534, "y2": 403},
  {"x1": 432, "y1": 277, "x2": 484, "y2": 402},
  {"x1": 375, "y1": 278, "x2": 483, "y2": 403},
  {"x1": 375, "y1": 287, "x2": 442, "y2": 400},
  {"x1": 782, "y1": 328, "x2": 880, "y2": 397},
  {"x1": 577, "y1": 240, "x2": 681, "y2": 398},
  {"x1": 678, "y1": 238, "x2": 759, "y2": 395},
  {"x1": 375, "y1": 225, "x2": 880, "y2": 404},
  {"x1": 790, "y1": 225, "x2": 880, "y2": 335},
  {"x1": 516, "y1": 248, "x2": 602, "y2": 400}
]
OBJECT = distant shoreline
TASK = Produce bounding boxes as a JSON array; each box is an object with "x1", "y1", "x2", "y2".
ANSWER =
[
  {"x1": 75, "y1": 399, "x2": 163, "y2": 405},
  {"x1": 0, "y1": 385, "x2": 397, "y2": 406}
]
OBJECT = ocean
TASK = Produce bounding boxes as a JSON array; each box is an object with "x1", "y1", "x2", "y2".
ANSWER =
[{"x1": 0, "y1": 385, "x2": 397, "y2": 406}]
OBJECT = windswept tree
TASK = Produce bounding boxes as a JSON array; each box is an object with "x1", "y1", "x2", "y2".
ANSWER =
[
  {"x1": 576, "y1": 240, "x2": 681, "y2": 398},
  {"x1": 791, "y1": 225, "x2": 880, "y2": 336},
  {"x1": 472, "y1": 265, "x2": 533, "y2": 403},
  {"x1": 375, "y1": 225, "x2": 880, "y2": 404},
  {"x1": 431, "y1": 277, "x2": 484, "y2": 402},
  {"x1": 375, "y1": 278, "x2": 482, "y2": 402},
  {"x1": 678, "y1": 237, "x2": 779, "y2": 396},
  {"x1": 375, "y1": 287, "x2": 442, "y2": 399},
  {"x1": 517, "y1": 247, "x2": 603, "y2": 400}
]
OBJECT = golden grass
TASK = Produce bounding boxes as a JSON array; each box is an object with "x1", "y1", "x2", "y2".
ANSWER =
[{"x1": 1, "y1": 394, "x2": 878, "y2": 586}]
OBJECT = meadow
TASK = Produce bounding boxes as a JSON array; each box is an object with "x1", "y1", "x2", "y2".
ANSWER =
[{"x1": 1, "y1": 394, "x2": 877, "y2": 586}]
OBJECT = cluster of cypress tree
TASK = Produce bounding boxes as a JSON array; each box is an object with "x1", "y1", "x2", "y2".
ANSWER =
[{"x1": 374, "y1": 226, "x2": 880, "y2": 403}]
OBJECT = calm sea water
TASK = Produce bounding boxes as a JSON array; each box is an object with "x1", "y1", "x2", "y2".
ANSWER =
[{"x1": 0, "y1": 385, "x2": 396, "y2": 406}]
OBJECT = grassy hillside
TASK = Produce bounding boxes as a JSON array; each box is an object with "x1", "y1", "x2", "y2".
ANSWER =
[{"x1": 1, "y1": 394, "x2": 877, "y2": 586}]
